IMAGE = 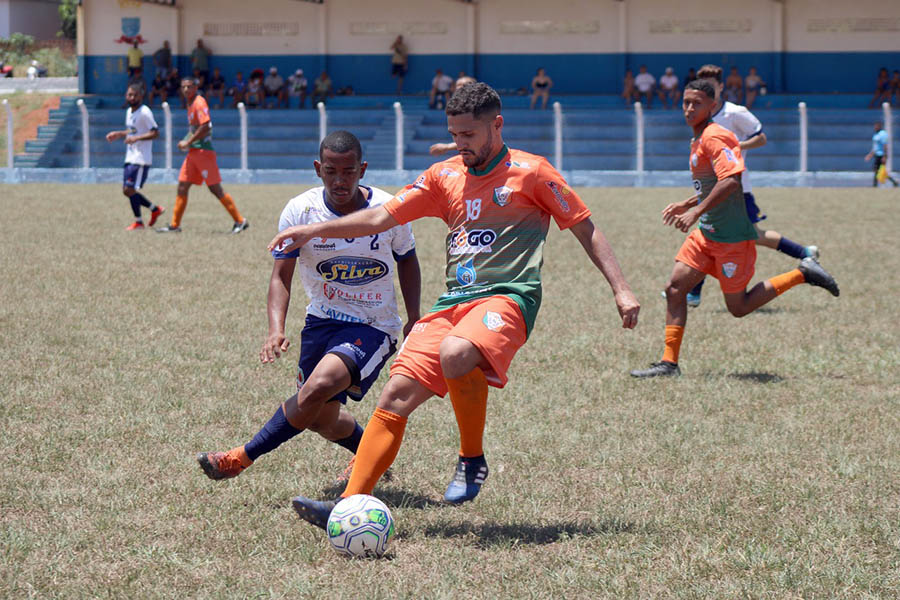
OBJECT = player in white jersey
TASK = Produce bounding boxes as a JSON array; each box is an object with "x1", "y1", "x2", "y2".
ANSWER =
[
  {"x1": 197, "y1": 131, "x2": 421, "y2": 485},
  {"x1": 105, "y1": 83, "x2": 165, "y2": 230},
  {"x1": 683, "y1": 64, "x2": 820, "y2": 307}
]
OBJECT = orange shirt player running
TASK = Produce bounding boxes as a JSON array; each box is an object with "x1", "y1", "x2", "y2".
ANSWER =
[{"x1": 156, "y1": 77, "x2": 248, "y2": 233}]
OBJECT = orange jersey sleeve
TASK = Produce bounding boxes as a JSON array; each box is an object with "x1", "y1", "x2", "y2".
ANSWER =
[
  {"x1": 529, "y1": 157, "x2": 591, "y2": 229},
  {"x1": 701, "y1": 126, "x2": 744, "y2": 181},
  {"x1": 384, "y1": 167, "x2": 446, "y2": 224},
  {"x1": 189, "y1": 95, "x2": 211, "y2": 127}
]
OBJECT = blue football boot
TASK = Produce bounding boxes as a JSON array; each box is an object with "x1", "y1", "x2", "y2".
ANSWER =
[
  {"x1": 291, "y1": 495, "x2": 337, "y2": 530},
  {"x1": 443, "y1": 455, "x2": 489, "y2": 504}
]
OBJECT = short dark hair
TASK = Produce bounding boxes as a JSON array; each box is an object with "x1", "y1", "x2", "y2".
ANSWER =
[
  {"x1": 685, "y1": 79, "x2": 716, "y2": 99},
  {"x1": 127, "y1": 82, "x2": 144, "y2": 94},
  {"x1": 319, "y1": 130, "x2": 363, "y2": 162},
  {"x1": 445, "y1": 82, "x2": 501, "y2": 119},
  {"x1": 697, "y1": 64, "x2": 723, "y2": 83}
]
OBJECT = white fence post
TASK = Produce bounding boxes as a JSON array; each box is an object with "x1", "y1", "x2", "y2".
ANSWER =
[
  {"x1": 883, "y1": 102, "x2": 893, "y2": 174},
  {"x1": 634, "y1": 101, "x2": 645, "y2": 173},
  {"x1": 317, "y1": 102, "x2": 327, "y2": 142},
  {"x1": 798, "y1": 101, "x2": 808, "y2": 174},
  {"x1": 553, "y1": 101, "x2": 563, "y2": 172},
  {"x1": 3, "y1": 98, "x2": 12, "y2": 171},
  {"x1": 238, "y1": 101, "x2": 248, "y2": 171},
  {"x1": 76, "y1": 98, "x2": 90, "y2": 169},
  {"x1": 393, "y1": 101, "x2": 404, "y2": 171},
  {"x1": 161, "y1": 101, "x2": 172, "y2": 170}
]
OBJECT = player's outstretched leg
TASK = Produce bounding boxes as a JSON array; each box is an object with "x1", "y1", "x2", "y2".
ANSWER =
[
  {"x1": 798, "y1": 257, "x2": 840, "y2": 296},
  {"x1": 442, "y1": 366, "x2": 490, "y2": 504},
  {"x1": 444, "y1": 455, "x2": 489, "y2": 504},
  {"x1": 197, "y1": 447, "x2": 252, "y2": 480},
  {"x1": 291, "y1": 496, "x2": 337, "y2": 530}
]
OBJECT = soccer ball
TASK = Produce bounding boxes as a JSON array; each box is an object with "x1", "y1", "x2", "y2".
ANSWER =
[{"x1": 327, "y1": 494, "x2": 395, "y2": 558}]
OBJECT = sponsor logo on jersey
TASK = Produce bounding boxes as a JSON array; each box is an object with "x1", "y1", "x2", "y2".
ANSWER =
[
  {"x1": 317, "y1": 256, "x2": 388, "y2": 286},
  {"x1": 412, "y1": 174, "x2": 426, "y2": 190},
  {"x1": 691, "y1": 153, "x2": 698, "y2": 167},
  {"x1": 312, "y1": 239, "x2": 337, "y2": 250},
  {"x1": 493, "y1": 186, "x2": 513, "y2": 207},
  {"x1": 722, "y1": 262, "x2": 738, "y2": 278},
  {"x1": 692, "y1": 179, "x2": 702, "y2": 192},
  {"x1": 411, "y1": 322, "x2": 428, "y2": 334},
  {"x1": 456, "y1": 257, "x2": 477, "y2": 287},
  {"x1": 723, "y1": 147, "x2": 736, "y2": 162},
  {"x1": 323, "y1": 282, "x2": 384, "y2": 302},
  {"x1": 449, "y1": 226, "x2": 496, "y2": 255},
  {"x1": 545, "y1": 181, "x2": 571, "y2": 212},
  {"x1": 505, "y1": 160, "x2": 531, "y2": 169},
  {"x1": 321, "y1": 306, "x2": 372, "y2": 324},
  {"x1": 439, "y1": 168, "x2": 459, "y2": 177},
  {"x1": 482, "y1": 311, "x2": 505, "y2": 332}
]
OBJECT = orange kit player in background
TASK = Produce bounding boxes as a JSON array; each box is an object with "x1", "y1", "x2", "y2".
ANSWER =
[
  {"x1": 630, "y1": 79, "x2": 839, "y2": 378},
  {"x1": 269, "y1": 82, "x2": 640, "y2": 528},
  {"x1": 157, "y1": 78, "x2": 249, "y2": 233}
]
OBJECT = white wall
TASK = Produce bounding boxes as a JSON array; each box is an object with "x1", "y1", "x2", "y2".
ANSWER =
[{"x1": 785, "y1": 0, "x2": 900, "y2": 52}]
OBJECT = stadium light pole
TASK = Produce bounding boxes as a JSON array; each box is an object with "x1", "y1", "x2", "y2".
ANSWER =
[
  {"x1": 237, "y1": 101, "x2": 248, "y2": 171},
  {"x1": 393, "y1": 101, "x2": 404, "y2": 171},
  {"x1": 76, "y1": 98, "x2": 90, "y2": 169},
  {"x1": 883, "y1": 102, "x2": 893, "y2": 175},
  {"x1": 317, "y1": 102, "x2": 327, "y2": 143},
  {"x1": 798, "y1": 102, "x2": 808, "y2": 174},
  {"x1": 2, "y1": 98, "x2": 12, "y2": 173},
  {"x1": 633, "y1": 101, "x2": 645, "y2": 174},
  {"x1": 553, "y1": 101, "x2": 563, "y2": 172},
  {"x1": 161, "y1": 101, "x2": 172, "y2": 171}
]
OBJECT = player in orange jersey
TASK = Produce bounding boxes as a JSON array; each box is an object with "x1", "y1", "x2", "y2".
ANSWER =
[
  {"x1": 157, "y1": 78, "x2": 248, "y2": 233},
  {"x1": 630, "y1": 79, "x2": 839, "y2": 379},
  {"x1": 268, "y1": 82, "x2": 640, "y2": 527}
]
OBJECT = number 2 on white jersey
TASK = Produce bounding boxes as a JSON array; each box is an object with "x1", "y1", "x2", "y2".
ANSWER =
[{"x1": 465, "y1": 198, "x2": 482, "y2": 221}]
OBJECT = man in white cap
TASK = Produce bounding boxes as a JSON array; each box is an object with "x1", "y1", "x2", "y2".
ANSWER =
[
  {"x1": 288, "y1": 68, "x2": 308, "y2": 108},
  {"x1": 264, "y1": 66, "x2": 288, "y2": 108},
  {"x1": 658, "y1": 66, "x2": 681, "y2": 109}
]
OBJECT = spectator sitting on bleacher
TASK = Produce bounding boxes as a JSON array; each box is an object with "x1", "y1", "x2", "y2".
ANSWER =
[
  {"x1": 127, "y1": 41, "x2": 143, "y2": 78},
  {"x1": 724, "y1": 67, "x2": 743, "y2": 104},
  {"x1": 312, "y1": 71, "x2": 333, "y2": 106},
  {"x1": 622, "y1": 69, "x2": 637, "y2": 104},
  {"x1": 148, "y1": 72, "x2": 167, "y2": 106},
  {"x1": 684, "y1": 67, "x2": 697, "y2": 86},
  {"x1": 744, "y1": 67, "x2": 766, "y2": 110},
  {"x1": 288, "y1": 69, "x2": 308, "y2": 108},
  {"x1": 429, "y1": 68, "x2": 453, "y2": 109},
  {"x1": 166, "y1": 68, "x2": 183, "y2": 107},
  {"x1": 657, "y1": 67, "x2": 680, "y2": 109},
  {"x1": 634, "y1": 65, "x2": 656, "y2": 108},
  {"x1": 229, "y1": 71, "x2": 247, "y2": 108},
  {"x1": 530, "y1": 68, "x2": 553, "y2": 110},
  {"x1": 264, "y1": 67, "x2": 288, "y2": 108},
  {"x1": 207, "y1": 67, "x2": 226, "y2": 108},
  {"x1": 153, "y1": 40, "x2": 171, "y2": 78},
  {"x1": 890, "y1": 70, "x2": 900, "y2": 107},
  {"x1": 245, "y1": 71, "x2": 264, "y2": 108},
  {"x1": 870, "y1": 68, "x2": 891, "y2": 108}
]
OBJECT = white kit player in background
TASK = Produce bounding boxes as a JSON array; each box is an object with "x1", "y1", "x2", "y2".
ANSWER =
[
  {"x1": 196, "y1": 131, "x2": 421, "y2": 487},
  {"x1": 680, "y1": 64, "x2": 820, "y2": 307},
  {"x1": 105, "y1": 82, "x2": 165, "y2": 230}
]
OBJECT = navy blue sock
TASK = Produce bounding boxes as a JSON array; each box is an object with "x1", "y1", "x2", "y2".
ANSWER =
[
  {"x1": 334, "y1": 422, "x2": 364, "y2": 454},
  {"x1": 132, "y1": 192, "x2": 156, "y2": 210},
  {"x1": 127, "y1": 194, "x2": 142, "y2": 219},
  {"x1": 690, "y1": 278, "x2": 705, "y2": 296},
  {"x1": 244, "y1": 404, "x2": 302, "y2": 461},
  {"x1": 776, "y1": 237, "x2": 807, "y2": 259}
]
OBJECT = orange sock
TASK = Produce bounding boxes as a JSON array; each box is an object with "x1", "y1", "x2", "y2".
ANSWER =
[
  {"x1": 218, "y1": 193, "x2": 244, "y2": 223},
  {"x1": 172, "y1": 195, "x2": 187, "y2": 227},
  {"x1": 769, "y1": 269, "x2": 805, "y2": 296},
  {"x1": 446, "y1": 368, "x2": 488, "y2": 458},
  {"x1": 662, "y1": 325, "x2": 684, "y2": 364},
  {"x1": 342, "y1": 408, "x2": 407, "y2": 497}
]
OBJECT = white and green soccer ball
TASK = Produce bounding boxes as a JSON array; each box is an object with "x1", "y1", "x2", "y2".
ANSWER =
[{"x1": 327, "y1": 494, "x2": 395, "y2": 558}]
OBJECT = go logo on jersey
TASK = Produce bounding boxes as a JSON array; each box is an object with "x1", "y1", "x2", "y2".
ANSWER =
[
  {"x1": 449, "y1": 225, "x2": 496, "y2": 255},
  {"x1": 316, "y1": 256, "x2": 388, "y2": 286}
]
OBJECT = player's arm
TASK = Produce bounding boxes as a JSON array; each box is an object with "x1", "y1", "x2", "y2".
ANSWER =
[
  {"x1": 105, "y1": 129, "x2": 129, "y2": 142},
  {"x1": 267, "y1": 205, "x2": 398, "y2": 254},
  {"x1": 260, "y1": 257, "x2": 296, "y2": 363},
  {"x1": 739, "y1": 131, "x2": 766, "y2": 150},
  {"x1": 662, "y1": 193, "x2": 700, "y2": 224},
  {"x1": 125, "y1": 128, "x2": 159, "y2": 145},
  {"x1": 394, "y1": 250, "x2": 421, "y2": 338},
  {"x1": 429, "y1": 142, "x2": 457, "y2": 156},
  {"x1": 568, "y1": 217, "x2": 640, "y2": 330},
  {"x1": 671, "y1": 174, "x2": 741, "y2": 233},
  {"x1": 178, "y1": 121, "x2": 210, "y2": 150}
]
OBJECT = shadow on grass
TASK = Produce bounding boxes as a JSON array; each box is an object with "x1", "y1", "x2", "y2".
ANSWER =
[
  {"x1": 424, "y1": 518, "x2": 639, "y2": 548},
  {"x1": 713, "y1": 306, "x2": 788, "y2": 314},
  {"x1": 728, "y1": 372, "x2": 785, "y2": 384},
  {"x1": 318, "y1": 483, "x2": 445, "y2": 510}
]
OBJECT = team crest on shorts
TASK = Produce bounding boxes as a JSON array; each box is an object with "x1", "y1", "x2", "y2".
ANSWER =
[
  {"x1": 482, "y1": 311, "x2": 505, "y2": 332},
  {"x1": 493, "y1": 186, "x2": 513, "y2": 207},
  {"x1": 296, "y1": 367, "x2": 306, "y2": 390},
  {"x1": 722, "y1": 262, "x2": 738, "y2": 278}
]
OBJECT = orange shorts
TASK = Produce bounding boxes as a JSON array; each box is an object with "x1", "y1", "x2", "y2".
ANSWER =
[
  {"x1": 390, "y1": 295, "x2": 528, "y2": 397},
  {"x1": 179, "y1": 149, "x2": 222, "y2": 186},
  {"x1": 675, "y1": 229, "x2": 757, "y2": 294}
]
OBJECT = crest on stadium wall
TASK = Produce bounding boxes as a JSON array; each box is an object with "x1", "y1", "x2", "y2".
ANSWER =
[{"x1": 116, "y1": 17, "x2": 146, "y2": 44}]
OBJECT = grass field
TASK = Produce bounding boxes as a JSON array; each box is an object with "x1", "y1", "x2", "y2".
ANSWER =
[{"x1": 2, "y1": 183, "x2": 898, "y2": 599}]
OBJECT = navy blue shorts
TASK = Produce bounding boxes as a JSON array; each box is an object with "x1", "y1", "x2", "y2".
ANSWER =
[
  {"x1": 123, "y1": 163, "x2": 150, "y2": 190},
  {"x1": 296, "y1": 315, "x2": 397, "y2": 404},
  {"x1": 744, "y1": 192, "x2": 766, "y2": 224}
]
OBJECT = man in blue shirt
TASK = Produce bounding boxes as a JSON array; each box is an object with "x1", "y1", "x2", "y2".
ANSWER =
[{"x1": 865, "y1": 121, "x2": 899, "y2": 187}]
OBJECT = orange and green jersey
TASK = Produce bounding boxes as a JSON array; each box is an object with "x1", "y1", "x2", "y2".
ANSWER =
[
  {"x1": 383, "y1": 145, "x2": 590, "y2": 335},
  {"x1": 690, "y1": 122, "x2": 755, "y2": 243},
  {"x1": 186, "y1": 94, "x2": 213, "y2": 151}
]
